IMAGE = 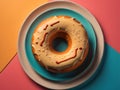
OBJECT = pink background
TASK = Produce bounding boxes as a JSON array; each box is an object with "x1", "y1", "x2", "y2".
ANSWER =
[{"x1": 0, "y1": 55, "x2": 45, "y2": 90}]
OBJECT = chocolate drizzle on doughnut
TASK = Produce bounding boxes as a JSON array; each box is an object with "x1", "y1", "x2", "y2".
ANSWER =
[
  {"x1": 36, "y1": 42, "x2": 38, "y2": 44},
  {"x1": 73, "y1": 18, "x2": 80, "y2": 24},
  {"x1": 79, "y1": 47, "x2": 82, "y2": 50},
  {"x1": 43, "y1": 25, "x2": 48, "y2": 30},
  {"x1": 40, "y1": 32, "x2": 48, "y2": 46},
  {"x1": 56, "y1": 48, "x2": 78, "y2": 64},
  {"x1": 50, "y1": 21, "x2": 60, "y2": 26}
]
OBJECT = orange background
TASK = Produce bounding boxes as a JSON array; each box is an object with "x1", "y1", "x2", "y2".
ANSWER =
[{"x1": 0, "y1": 0, "x2": 48, "y2": 72}]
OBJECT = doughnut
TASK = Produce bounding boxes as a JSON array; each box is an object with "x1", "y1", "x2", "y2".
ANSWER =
[{"x1": 31, "y1": 16, "x2": 89, "y2": 73}]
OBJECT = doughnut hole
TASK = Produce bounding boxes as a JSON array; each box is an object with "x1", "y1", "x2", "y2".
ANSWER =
[
  {"x1": 52, "y1": 37, "x2": 67, "y2": 52},
  {"x1": 49, "y1": 31, "x2": 72, "y2": 54}
]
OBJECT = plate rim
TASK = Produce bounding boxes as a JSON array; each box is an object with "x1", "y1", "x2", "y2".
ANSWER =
[{"x1": 18, "y1": 0, "x2": 104, "y2": 89}]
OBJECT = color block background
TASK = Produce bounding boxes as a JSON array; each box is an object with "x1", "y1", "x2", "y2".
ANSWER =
[{"x1": 0, "y1": 0, "x2": 120, "y2": 90}]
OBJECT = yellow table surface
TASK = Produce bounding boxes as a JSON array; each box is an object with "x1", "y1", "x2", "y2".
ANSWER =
[{"x1": 0, "y1": 0, "x2": 48, "y2": 72}]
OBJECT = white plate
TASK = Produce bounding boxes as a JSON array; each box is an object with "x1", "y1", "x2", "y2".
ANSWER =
[{"x1": 18, "y1": 0, "x2": 104, "y2": 89}]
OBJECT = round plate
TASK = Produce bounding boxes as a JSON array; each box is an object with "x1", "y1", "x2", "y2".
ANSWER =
[
  {"x1": 25, "y1": 8, "x2": 96, "y2": 82},
  {"x1": 18, "y1": 0, "x2": 104, "y2": 89}
]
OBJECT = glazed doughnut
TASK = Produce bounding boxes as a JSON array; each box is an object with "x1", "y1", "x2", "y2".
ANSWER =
[{"x1": 32, "y1": 16, "x2": 89, "y2": 73}]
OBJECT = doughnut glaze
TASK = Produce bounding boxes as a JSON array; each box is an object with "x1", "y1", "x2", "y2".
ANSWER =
[{"x1": 32, "y1": 16, "x2": 89, "y2": 73}]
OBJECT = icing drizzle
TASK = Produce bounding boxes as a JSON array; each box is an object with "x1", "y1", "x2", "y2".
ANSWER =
[
  {"x1": 50, "y1": 21, "x2": 60, "y2": 26},
  {"x1": 43, "y1": 25, "x2": 48, "y2": 30},
  {"x1": 56, "y1": 48, "x2": 78, "y2": 64},
  {"x1": 40, "y1": 32, "x2": 48, "y2": 46},
  {"x1": 73, "y1": 18, "x2": 80, "y2": 24}
]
